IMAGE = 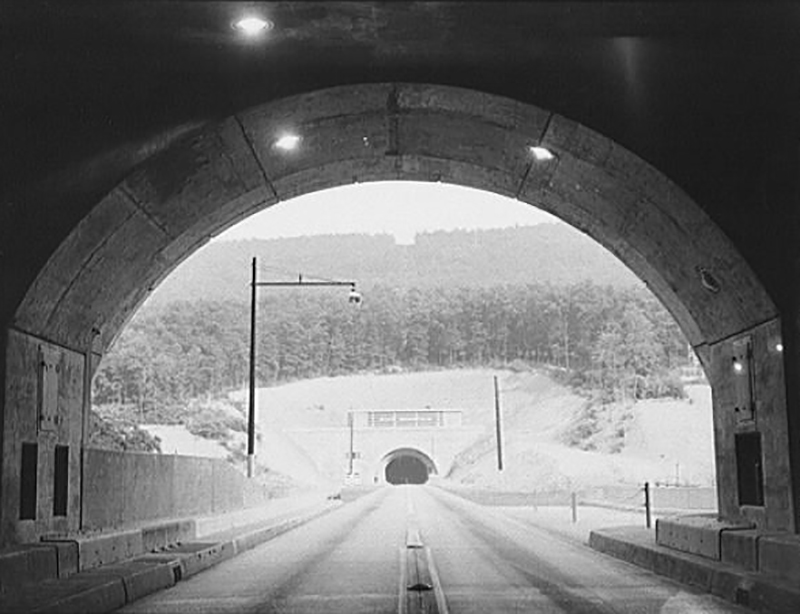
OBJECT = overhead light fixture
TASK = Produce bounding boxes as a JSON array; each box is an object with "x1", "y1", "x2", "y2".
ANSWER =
[
  {"x1": 275, "y1": 134, "x2": 301, "y2": 151},
  {"x1": 233, "y1": 16, "x2": 272, "y2": 36},
  {"x1": 530, "y1": 146, "x2": 555, "y2": 161},
  {"x1": 348, "y1": 287, "x2": 363, "y2": 305}
]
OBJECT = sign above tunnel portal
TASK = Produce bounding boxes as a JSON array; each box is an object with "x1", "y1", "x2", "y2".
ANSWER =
[
  {"x1": 284, "y1": 408, "x2": 482, "y2": 486},
  {"x1": 356, "y1": 409, "x2": 463, "y2": 429}
]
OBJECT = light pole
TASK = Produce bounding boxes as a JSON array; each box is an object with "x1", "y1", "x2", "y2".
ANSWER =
[{"x1": 247, "y1": 256, "x2": 360, "y2": 477}]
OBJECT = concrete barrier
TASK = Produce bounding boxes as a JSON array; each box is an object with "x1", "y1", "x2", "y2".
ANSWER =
[
  {"x1": 759, "y1": 533, "x2": 800, "y2": 584},
  {"x1": 141, "y1": 520, "x2": 196, "y2": 553},
  {"x1": 81, "y1": 560, "x2": 177, "y2": 605},
  {"x1": 44, "y1": 528, "x2": 143, "y2": 572},
  {"x1": 720, "y1": 529, "x2": 759, "y2": 571},
  {"x1": 655, "y1": 514, "x2": 753, "y2": 560},
  {"x1": 0, "y1": 544, "x2": 60, "y2": 593},
  {"x1": 591, "y1": 526, "x2": 800, "y2": 614}
]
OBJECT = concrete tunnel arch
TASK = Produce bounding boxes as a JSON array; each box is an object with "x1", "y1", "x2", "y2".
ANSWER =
[
  {"x1": 9, "y1": 82, "x2": 790, "y2": 532},
  {"x1": 13, "y1": 83, "x2": 776, "y2": 366},
  {"x1": 378, "y1": 448, "x2": 438, "y2": 485}
]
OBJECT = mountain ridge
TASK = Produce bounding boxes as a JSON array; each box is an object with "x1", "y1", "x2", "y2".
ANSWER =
[{"x1": 144, "y1": 223, "x2": 642, "y2": 308}]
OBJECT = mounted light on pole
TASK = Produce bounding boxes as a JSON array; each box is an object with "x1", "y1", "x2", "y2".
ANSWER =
[
  {"x1": 348, "y1": 286, "x2": 362, "y2": 304},
  {"x1": 247, "y1": 257, "x2": 361, "y2": 477}
]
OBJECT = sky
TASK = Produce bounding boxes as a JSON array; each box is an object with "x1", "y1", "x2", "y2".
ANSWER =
[{"x1": 212, "y1": 181, "x2": 561, "y2": 244}]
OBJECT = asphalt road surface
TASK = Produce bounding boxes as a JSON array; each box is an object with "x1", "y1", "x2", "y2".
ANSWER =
[{"x1": 116, "y1": 486, "x2": 750, "y2": 614}]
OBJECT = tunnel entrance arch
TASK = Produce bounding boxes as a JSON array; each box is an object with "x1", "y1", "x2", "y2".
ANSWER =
[
  {"x1": 14, "y1": 83, "x2": 776, "y2": 358},
  {"x1": 379, "y1": 448, "x2": 438, "y2": 485},
  {"x1": 6, "y1": 83, "x2": 792, "y2": 543}
]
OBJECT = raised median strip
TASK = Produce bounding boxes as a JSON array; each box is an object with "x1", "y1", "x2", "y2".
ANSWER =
[
  {"x1": 590, "y1": 526, "x2": 800, "y2": 614},
  {"x1": 399, "y1": 516, "x2": 448, "y2": 614},
  {"x1": 0, "y1": 498, "x2": 340, "y2": 614}
]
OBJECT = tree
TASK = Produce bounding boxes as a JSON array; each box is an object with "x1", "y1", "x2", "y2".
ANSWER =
[{"x1": 94, "y1": 280, "x2": 689, "y2": 421}]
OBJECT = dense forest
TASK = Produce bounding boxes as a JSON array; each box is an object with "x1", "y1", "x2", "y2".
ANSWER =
[
  {"x1": 144, "y1": 224, "x2": 640, "y2": 307},
  {"x1": 91, "y1": 226, "x2": 694, "y2": 450},
  {"x1": 93, "y1": 281, "x2": 690, "y2": 418}
]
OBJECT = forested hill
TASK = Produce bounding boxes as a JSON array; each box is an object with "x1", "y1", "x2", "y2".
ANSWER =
[{"x1": 145, "y1": 223, "x2": 641, "y2": 307}]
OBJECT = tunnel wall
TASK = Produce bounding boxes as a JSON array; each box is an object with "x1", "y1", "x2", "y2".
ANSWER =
[
  {"x1": 1, "y1": 83, "x2": 796, "y2": 544},
  {"x1": 81, "y1": 449, "x2": 274, "y2": 532},
  {"x1": 1, "y1": 328, "x2": 85, "y2": 545},
  {"x1": 708, "y1": 318, "x2": 794, "y2": 531},
  {"x1": 0, "y1": 329, "x2": 274, "y2": 544}
]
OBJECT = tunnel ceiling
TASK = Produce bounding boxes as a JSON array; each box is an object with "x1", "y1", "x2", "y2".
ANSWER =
[{"x1": 1, "y1": 2, "x2": 799, "y2": 324}]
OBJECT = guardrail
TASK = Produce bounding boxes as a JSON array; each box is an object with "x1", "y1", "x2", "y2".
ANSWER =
[{"x1": 433, "y1": 481, "x2": 716, "y2": 523}]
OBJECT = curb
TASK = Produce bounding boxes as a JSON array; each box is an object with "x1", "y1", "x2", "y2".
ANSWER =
[
  {"x1": 8, "y1": 573, "x2": 127, "y2": 614},
  {"x1": 230, "y1": 505, "x2": 334, "y2": 555},
  {"x1": 0, "y1": 501, "x2": 339, "y2": 614},
  {"x1": 590, "y1": 527, "x2": 800, "y2": 614}
]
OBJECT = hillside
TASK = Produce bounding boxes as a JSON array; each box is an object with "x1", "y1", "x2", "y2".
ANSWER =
[
  {"x1": 448, "y1": 382, "x2": 715, "y2": 491},
  {"x1": 143, "y1": 223, "x2": 641, "y2": 307},
  {"x1": 146, "y1": 368, "x2": 715, "y2": 489}
]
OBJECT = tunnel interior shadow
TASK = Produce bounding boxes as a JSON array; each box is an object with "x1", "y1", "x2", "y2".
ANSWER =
[{"x1": 386, "y1": 455, "x2": 429, "y2": 485}]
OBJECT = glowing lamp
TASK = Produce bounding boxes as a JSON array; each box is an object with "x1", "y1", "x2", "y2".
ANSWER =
[
  {"x1": 530, "y1": 146, "x2": 555, "y2": 161},
  {"x1": 234, "y1": 17, "x2": 271, "y2": 36},
  {"x1": 275, "y1": 134, "x2": 301, "y2": 151}
]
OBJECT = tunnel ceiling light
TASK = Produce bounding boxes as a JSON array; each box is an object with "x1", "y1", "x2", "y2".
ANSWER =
[
  {"x1": 275, "y1": 134, "x2": 301, "y2": 151},
  {"x1": 233, "y1": 16, "x2": 273, "y2": 36},
  {"x1": 529, "y1": 146, "x2": 555, "y2": 161}
]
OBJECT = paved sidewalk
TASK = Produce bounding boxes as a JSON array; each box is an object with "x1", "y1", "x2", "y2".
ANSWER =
[
  {"x1": 0, "y1": 494, "x2": 340, "y2": 614},
  {"x1": 499, "y1": 504, "x2": 800, "y2": 614},
  {"x1": 590, "y1": 526, "x2": 800, "y2": 614}
]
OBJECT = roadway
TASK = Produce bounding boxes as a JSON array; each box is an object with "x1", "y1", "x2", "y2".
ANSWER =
[{"x1": 115, "y1": 486, "x2": 749, "y2": 614}]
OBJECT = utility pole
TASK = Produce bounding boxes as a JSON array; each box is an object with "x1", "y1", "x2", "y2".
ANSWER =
[
  {"x1": 348, "y1": 411, "x2": 355, "y2": 475},
  {"x1": 494, "y1": 375, "x2": 504, "y2": 471},
  {"x1": 247, "y1": 257, "x2": 257, "y2": 478}
]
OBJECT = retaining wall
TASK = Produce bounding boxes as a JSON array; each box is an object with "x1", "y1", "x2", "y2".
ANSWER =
[{"x1": 81, "y1": 449, "x2": 273, "y2": 532}]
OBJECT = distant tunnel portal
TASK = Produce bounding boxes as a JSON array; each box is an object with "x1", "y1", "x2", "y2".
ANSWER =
[{"x1": 385, "y1": 455, "x2": 429, "y2": 485}]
